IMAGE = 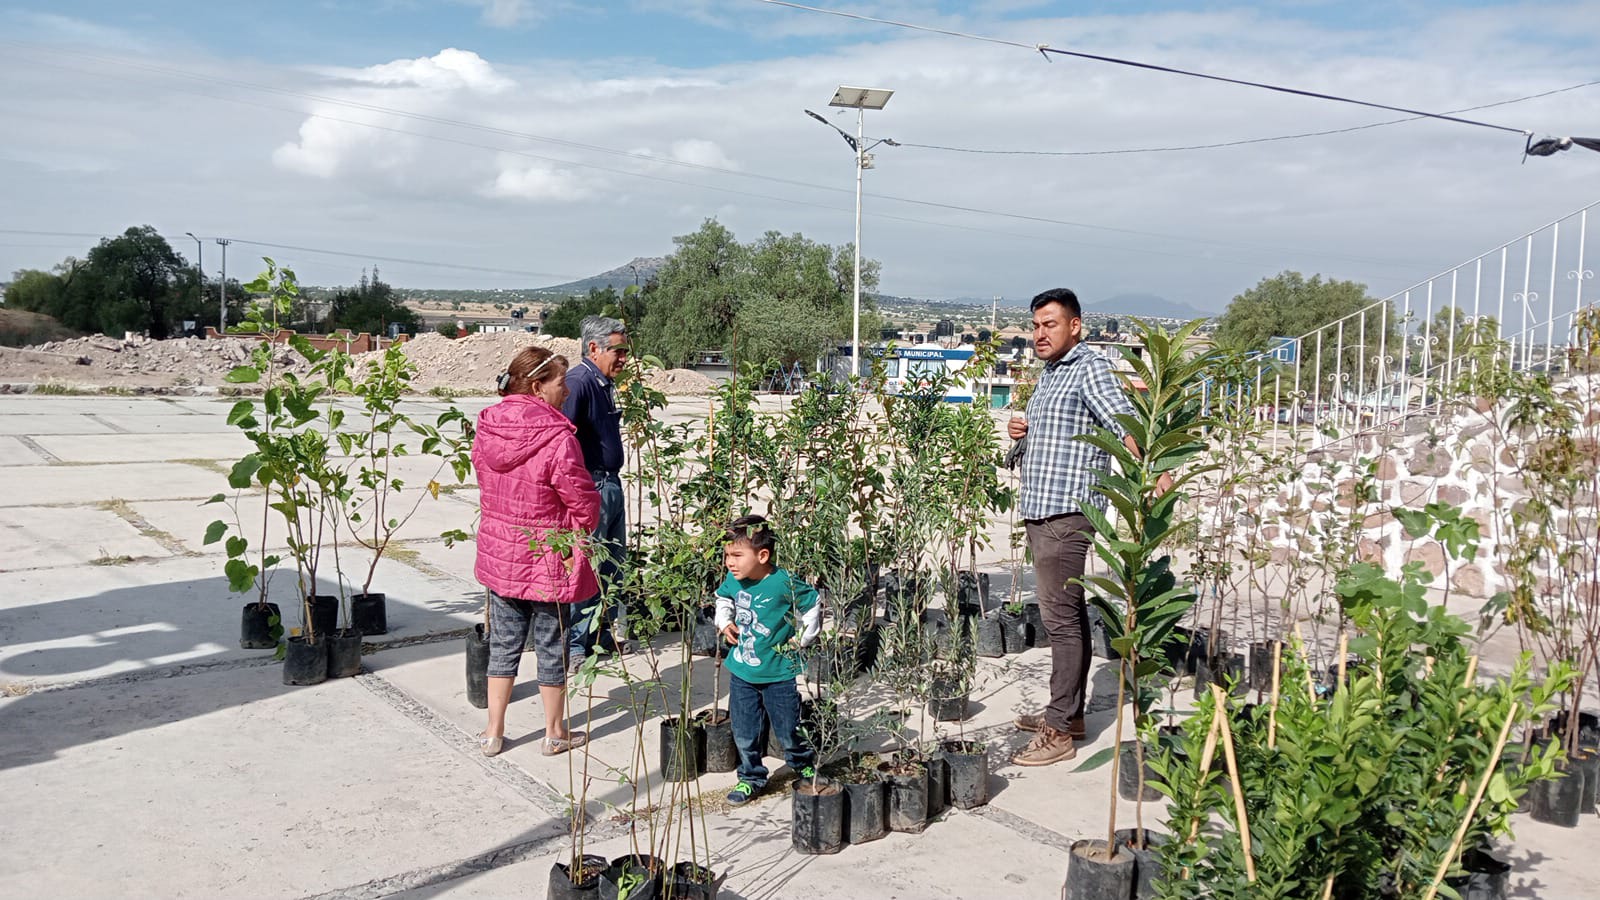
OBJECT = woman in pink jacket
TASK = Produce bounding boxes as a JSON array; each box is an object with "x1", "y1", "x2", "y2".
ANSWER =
[{"x1": 473, "y1": 345, "x2": 600, "y2": 757}]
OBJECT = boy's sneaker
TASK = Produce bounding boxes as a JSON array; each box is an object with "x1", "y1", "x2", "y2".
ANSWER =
[{"x1": 726, "y1": 782, "x2": 757, "y2": 805}]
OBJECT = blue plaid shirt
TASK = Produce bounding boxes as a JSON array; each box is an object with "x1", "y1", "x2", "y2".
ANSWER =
[{"x1": 1019, "y1": 341, "x2": 1136, "y2": 520}]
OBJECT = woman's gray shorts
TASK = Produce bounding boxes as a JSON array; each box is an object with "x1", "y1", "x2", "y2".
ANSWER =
[{"x1": 487, "y1": 591, "x2": 570, "y2": 686}]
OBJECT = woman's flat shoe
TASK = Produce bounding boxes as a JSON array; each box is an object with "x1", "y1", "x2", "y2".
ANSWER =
[
  {"x1": 543, "y1": 731, "x2": 588, "y2": 756},
  {"x1": 480, "y1": 735, "x2": 504, "y2": 757}
]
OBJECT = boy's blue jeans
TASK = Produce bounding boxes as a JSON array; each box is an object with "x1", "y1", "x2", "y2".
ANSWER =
[{"x1": 729, "y1": 673, "x2": 814, "y2": 790}]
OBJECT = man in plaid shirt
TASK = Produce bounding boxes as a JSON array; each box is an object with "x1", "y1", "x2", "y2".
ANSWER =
[{"x1": 1008, "y1": 288, "x2": 1169, "y2": 766}]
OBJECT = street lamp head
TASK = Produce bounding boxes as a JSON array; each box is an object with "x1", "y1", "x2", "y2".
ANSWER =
[{"x1": 828, "y1": 86, "x2": 894, "y2": 110}]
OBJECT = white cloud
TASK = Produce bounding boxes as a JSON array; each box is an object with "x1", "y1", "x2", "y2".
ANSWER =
[
  {"x1": 3, "y1": 5, "x2": 1599, "y2": 304},
  {"x1": 482, "y1": 158, "x2": 595, "y2": 201},
  {"x1": 328, "y1": 48, "x2": 513, "y2": 93},
  {"x1": 670, "y1": 139, "x2": 738, "y2": 170}
]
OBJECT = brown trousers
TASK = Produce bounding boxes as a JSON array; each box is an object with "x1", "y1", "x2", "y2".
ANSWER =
[{"x1": 1025, "y1": 512, "x2": 1095, "y2": 733}]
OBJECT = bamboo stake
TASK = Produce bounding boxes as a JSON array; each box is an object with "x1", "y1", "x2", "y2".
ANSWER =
[
  {"x1": 1462, "y1": 654, "x2": 1480, "y2": 688},
  {"x1": 1336, "y1": 632, "x2": 1349, "y2": 691},
  {"x1": 1184, "y1": 711, "x2": 1225, "y2": 845},
  {"x1": 1268, "y1": 642, "x2": 1283, "y2": 750},
  {"x1": 1212, "y1": 684, "x2": 1255, "y2": 884},
  {"x1": 1321, "y1": 874, "x2": 1335, "y2": 900},
  {"x1": 1179, "y1": 708, "x2": 1227, "y2": 881},
  {"x1": 1421, "y1": 702, "x2": 1520, "y2": 900}
]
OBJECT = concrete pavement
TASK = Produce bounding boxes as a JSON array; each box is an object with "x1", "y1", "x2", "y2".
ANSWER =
[{"x1": 0, "y1": 394, "x2": 1593, "y2": 900}]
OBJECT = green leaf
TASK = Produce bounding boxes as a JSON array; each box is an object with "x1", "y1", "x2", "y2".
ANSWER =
[
  {"x1": 226, "y1": 400, "x2": 256, "y2": 427},
  {"x1": 203, "y1": 520, "x2": 227, "y2": 545},
  {"x1": 228, "y1": 455, "x2": 264, "y2": 490},
  {"x1": 203, "y1": 493, "x2": 227, "y2": 505},
  {"x1": 225, "y1": 536, "x2": 247, "y2": 558},
  {"x1": 224, "y1": 365, "x2": 261, "y2": 384}
]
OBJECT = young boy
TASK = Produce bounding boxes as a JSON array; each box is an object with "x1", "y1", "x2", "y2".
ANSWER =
[{"x1": 715, "y1": 515, "x2": 822, "y2": 805}]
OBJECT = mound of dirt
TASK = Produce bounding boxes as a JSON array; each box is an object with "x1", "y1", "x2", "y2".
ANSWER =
[{"x1": 0, "y1": 328, "x2": 717, "y2": 396}]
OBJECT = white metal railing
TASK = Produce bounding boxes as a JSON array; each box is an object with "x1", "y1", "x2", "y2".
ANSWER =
[{"x1": 1209, "y1": 200, "x2": 1600, "y2": 449}]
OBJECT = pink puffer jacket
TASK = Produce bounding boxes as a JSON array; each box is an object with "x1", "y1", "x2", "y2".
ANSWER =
[{"x1": 473, "y1": 394, "x2": 601, "y2": 604}]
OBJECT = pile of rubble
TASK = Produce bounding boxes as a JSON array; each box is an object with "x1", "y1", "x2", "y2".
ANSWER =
[
  {"x1": 0, "y1": 334, "x2": 311, "y2": 389},
  {"x1": 0, "y1": 330, "x2": 716, "y2": 395}
]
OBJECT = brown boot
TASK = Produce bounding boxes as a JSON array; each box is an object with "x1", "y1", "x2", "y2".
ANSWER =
[
  {"x1": 1015, "y1": 714, "x2": 1086, "y2": 740},
  {"x1": 1011, "y1": 725, "x2": 1077, "y2": 767}
]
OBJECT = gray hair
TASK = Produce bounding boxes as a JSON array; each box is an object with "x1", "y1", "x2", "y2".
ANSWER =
[{"x1": 580, "y1": 315, "x2": 627, "y2": 358}]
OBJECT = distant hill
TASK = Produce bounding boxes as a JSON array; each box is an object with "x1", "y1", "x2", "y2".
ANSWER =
[
  {"x1": 534, "y1": 257, "x2": 666, "y2": 296},
  {"x1": 1086, "y1": 293, "x2": 1216, "y2": 319}
]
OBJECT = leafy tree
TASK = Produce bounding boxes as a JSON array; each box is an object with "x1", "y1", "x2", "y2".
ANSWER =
[
  {"x1": 1215, "y1": 271, "x2": 1399, "y2": 397},
  {"x1": 543, "y1": 286, "x2": 619, "y2": 339},
  {"x1": 635, "y1": 220, "x2": 879, "y2": 368},
  {"x1": 324, "y1": 267, "x2": 419, "y2": 336}
]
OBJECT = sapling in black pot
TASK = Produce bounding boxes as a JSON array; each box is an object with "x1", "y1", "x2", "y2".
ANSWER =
[
  {"x1": 1067, "y1": 320, "x2": 1216, "y2": 897},
  {"x1": 345, "y1": 342, "x2": 475, "y2": 636}
]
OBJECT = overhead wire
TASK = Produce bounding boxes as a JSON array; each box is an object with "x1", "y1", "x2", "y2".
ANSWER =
[
  {"x1": 895, "y1": 80, "x2": 1600, "y2": 157},
  {"x1": 755, "y1": 0, "x2": 1545, "y2": 140},
  {"x1": 1, "y1": 43, "x2": 1433, "y2": 271}
]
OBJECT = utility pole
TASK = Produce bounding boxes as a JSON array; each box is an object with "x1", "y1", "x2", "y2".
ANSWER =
[
  {"x1": 185, "y1": 233, "x2": 204, "y2": 336},
  {"x1": 215, "y1": 238, "x2": 231, "y2": 334}
]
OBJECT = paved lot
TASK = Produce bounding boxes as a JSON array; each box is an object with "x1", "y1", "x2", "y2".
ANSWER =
[{"x1": 0, "y1": 394, "x2": 1593, "y2": 899}]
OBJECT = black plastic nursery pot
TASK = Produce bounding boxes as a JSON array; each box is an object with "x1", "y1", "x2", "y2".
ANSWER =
[
  {"x1": 1551, "y1": 709, "x2": 1600, "y2": 750},
  {"x1": 1089, "y1": 606, "x2": 1118, "y2": 660},
  {"x1": 928, "y1": 674, "x2": 969, "y2": 723},
  {"x1": 351, "y1": 592, "x2": 387, "y2": 636},
  {"x1": 854, "y1": 624, "x2": 881, "y2": 674},
  {"x1": 1193, "y1": 651, "x2": 1248, "y2": 700},
  {"x1": 1164, "y1": 626, "x2": 1192, "y2": 673},
  {"x1": 879, "y1": 758, "x2": 930, "y2": 834},
  {"x1": 669, "y1": 861, "x2": 724, "y2": 900},
  {"x1": 1065, "y1": 839, "x2": 1136, "y2": 900},
  {"x1": 1249, "y1": 640, "x2": 1283, "y2": 692},
  {"x1": 999, "y1": 609, "x2": 1030, "y2": 655},
  {"x1": 598, "y1": 854, "x2": 664, "y2": 900},
  {"x1": 282, "y1": 635, "x2": 329, "y2": 686},
  {"x1": 941, "y1": 740, "x2": 990, "y2": 809},
  {"x1": 974, "y1": 615, "x2": 1006, "y2": 658},
  {"x1": 659, "y1": 717, "x2": 706, "y2": 783},
  {"x1": 240, "y1": 602, "x2": 281, "y2": 649},
  {"x1": 1113, "y1": 829, "x2": 1168, "y2": 900},
  {"x1": 465, "y1": 624, "x2": 490, "y2": 710},
  {"x1": 697, "y1": 709, "x2": 739, "y2": 774},
  {"x1": 326, "y1": 628, "x2": 363, "y2": 678},
  {"x1": 1528, "y1": 756, "x2": 1586, "y2": 827},
  {"x1": 689, "y1": 608, "x2": 724, "y2": 658},
  {"x1": 791, "y1": 779, "x2": 846, "y2": 855},
  {"x1": 548, "y1": 855, "x2": 608, "y2": 899},
  {"x1": 308, "y1": 594, "x2": 339, "y2": 638},
  {"x1": 1024, "y1": 602, "x2": 1048, "y2": 649},
  {"x1": 956, "y1": 570, "x2": 990, "y2": 616},
  {"x1": 1442, "y1": 847, "x2": 1510, "y2": 900},
  {"x1": 1185, "y1": 627, "x2": 1225, "y2": 676},
  {"x1": 927, "y1": 751, "x2": 950, "y2": 819},
  {"x1": 1117, "y1": 741, "x2": 1165, "y2": 803},
  {"x1": 1572, "y1": 748, "x2": 1600, "y2": 814},
  {"x1": 843, "y1": 774, "x2": 888, "y2": 844}
]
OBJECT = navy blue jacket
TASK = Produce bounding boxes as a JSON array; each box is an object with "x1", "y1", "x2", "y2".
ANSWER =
[{"x1": 562, "y1": 358, "x2": 624, "y2": 474}]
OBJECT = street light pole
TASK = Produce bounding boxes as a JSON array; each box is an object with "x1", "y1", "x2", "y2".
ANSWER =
[
  {"x1": 810, "y1": 86, "x2": 894, "y2": 383},
  {"x1": 185, "y1": 232, "x2": 204, "y2": 336},
  {"x1": 215, "y1": 238, "x2": 231, "y2": 334},
  {"x1": 852, "y1": 104, "x2": 864, "y2": 380}
]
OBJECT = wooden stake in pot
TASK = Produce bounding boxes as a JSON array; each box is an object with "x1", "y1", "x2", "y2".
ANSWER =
[
  {"x1": 1267, "y1": 641, "x2": 1282, "y2": 750},
  {"x1": 1421, "y1": 702, "x2": 1520, "y2": 900},
  {"x1": 1211, "y1": 684, "x2": 1255, "y2": 884}
]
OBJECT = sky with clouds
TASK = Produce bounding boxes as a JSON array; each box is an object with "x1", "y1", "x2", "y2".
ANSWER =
[{"x1": 1, "y1": 0, "x2": 1597, "y2": 311}]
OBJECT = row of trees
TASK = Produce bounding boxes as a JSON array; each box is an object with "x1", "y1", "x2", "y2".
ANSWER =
[
  {"x1": 4, "y1": 226, "x2": 416, "y2": 340},
  {"x1": 537, "y1": 220, "x2": 879, "y2": 368}
]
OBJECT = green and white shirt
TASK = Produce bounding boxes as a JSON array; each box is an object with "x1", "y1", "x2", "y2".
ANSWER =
[{"x1": 713, "y1": 568, "x2": 821, "y2": 684}]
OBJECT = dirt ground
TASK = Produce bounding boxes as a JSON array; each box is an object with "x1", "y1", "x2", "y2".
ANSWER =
[{"x1": 0, "y1": 329, "x2": 717, "y2": 396}]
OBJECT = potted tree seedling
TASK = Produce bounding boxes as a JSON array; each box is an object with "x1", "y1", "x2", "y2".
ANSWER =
[
  {"x1": 1067, "y1": 320, "x2": 1216, "y2": 899},
  {"x1": 343, "y1": 341, "x2": 476, "y2": 635}
]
